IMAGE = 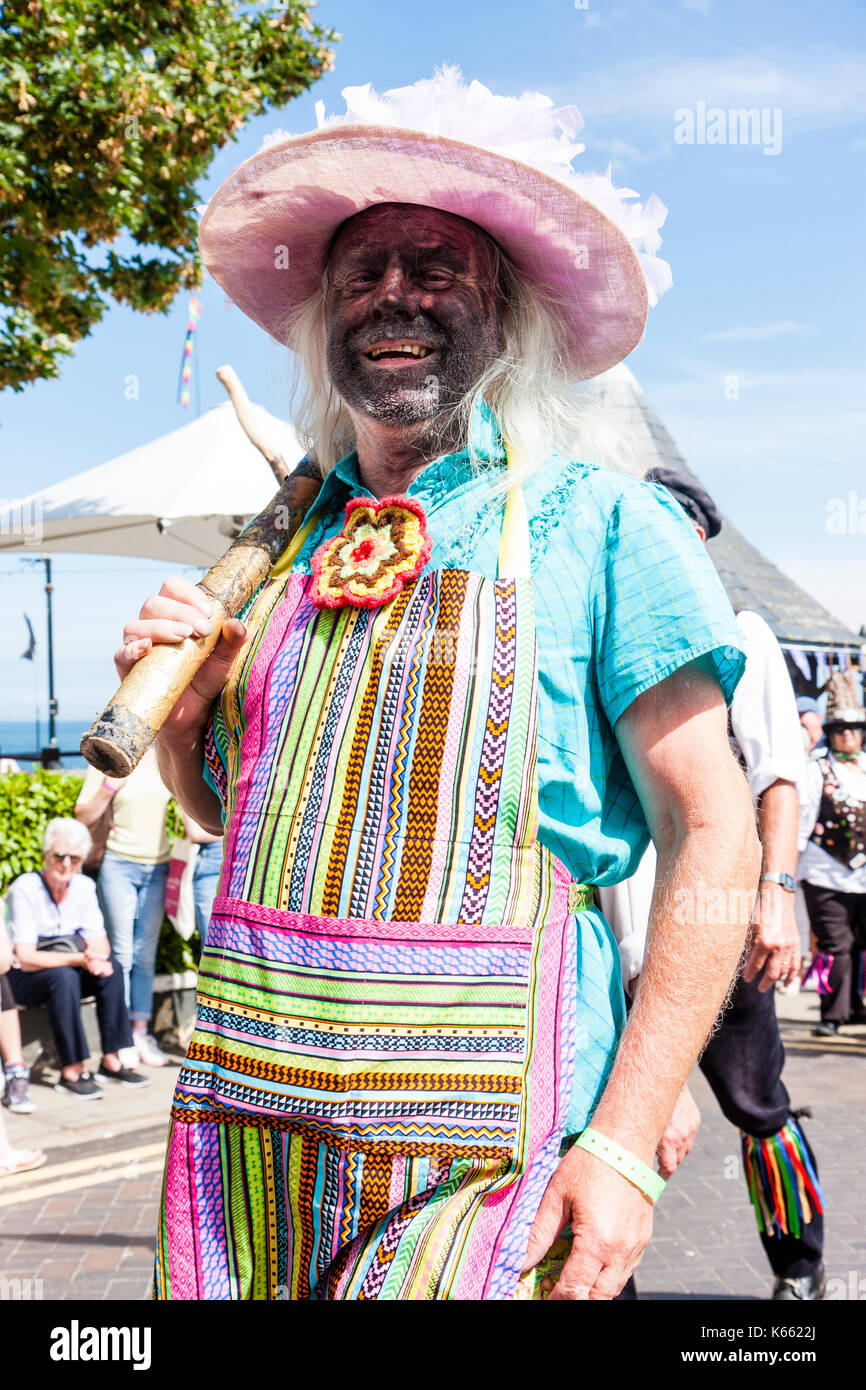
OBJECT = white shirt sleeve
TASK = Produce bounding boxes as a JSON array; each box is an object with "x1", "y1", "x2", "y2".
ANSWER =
[
  {"x1": 730, "y1": 611, "x2": 805, "y2": 797},
  {"x1": 596, "y1": 843, "x2": 657, "y2": 985},
  {"x1": 797, "y1": 758, "x2": 823, "y2": 853},
  {"x1": 5, "y1": 876, "x2": 40, "y2": 947}
]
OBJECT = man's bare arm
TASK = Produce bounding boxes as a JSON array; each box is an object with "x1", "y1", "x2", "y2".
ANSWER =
[
  {"x1": 594, "y1": 661, "x2": 759, "y2": 1157},
  {"x1": 523, "y1": 659, "x2": 761, "y2": 1298}
]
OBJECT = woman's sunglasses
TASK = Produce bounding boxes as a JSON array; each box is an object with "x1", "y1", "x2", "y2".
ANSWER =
[{"x1": 48, "y1": 852, "x2": 83, "y2": 866}]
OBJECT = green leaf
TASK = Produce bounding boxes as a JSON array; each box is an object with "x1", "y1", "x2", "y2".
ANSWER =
[{"x1": 0, "y1": 0, "x2": 338, "y2": 390}]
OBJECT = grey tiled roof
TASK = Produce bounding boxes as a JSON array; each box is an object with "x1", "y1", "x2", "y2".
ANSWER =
[{"x1": 583, "y1": 365, "x2": 862, "y2": 648}]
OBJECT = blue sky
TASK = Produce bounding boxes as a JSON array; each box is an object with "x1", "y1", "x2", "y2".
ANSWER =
[{"x1": 1, "y1": 0, "x2": 864, "y2": 728}]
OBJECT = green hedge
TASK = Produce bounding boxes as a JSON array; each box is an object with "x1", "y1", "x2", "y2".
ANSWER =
[{"x1": 0, "y1": 770, "x2": 200, "y2": 974}]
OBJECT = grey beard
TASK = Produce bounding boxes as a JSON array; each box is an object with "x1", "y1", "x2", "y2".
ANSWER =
[{"x1": 358, "y1": 373, "x2": 443, "y2": 423}]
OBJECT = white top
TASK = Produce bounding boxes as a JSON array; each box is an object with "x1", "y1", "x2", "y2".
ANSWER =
[
  {"x1": 5, "y1": 872, "x2": 106, "y2": 961},
  {"x1": 729, "y1": 611, "x2": 805, "y2": 797},
  {"x1": 599, "y1": 609, "x2": 803, "y2": 979},
  {"x1": 797, "y1": 750, "x2": 866, "y2": 894}
]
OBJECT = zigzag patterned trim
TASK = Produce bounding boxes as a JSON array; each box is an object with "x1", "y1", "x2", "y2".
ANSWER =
[
  {"x1": 184, "y1": 1042, "x2": 523, "y2": 1093},
  {"x1": 169, "y1": 1101, "x2": 518, "y2": 1159}
]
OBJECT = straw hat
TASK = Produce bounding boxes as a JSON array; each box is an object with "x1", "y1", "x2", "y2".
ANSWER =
[{"x1": 199, "y1": 67, "x2": 672, "y2": 382}]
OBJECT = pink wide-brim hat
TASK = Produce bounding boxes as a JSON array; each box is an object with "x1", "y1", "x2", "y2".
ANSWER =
[{"x1": 199, "y1": 124, "x2": 652, "y2": 382}]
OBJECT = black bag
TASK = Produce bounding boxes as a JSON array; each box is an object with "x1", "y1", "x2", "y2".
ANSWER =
[{"x1": 36, "y1": 931, "x2": 86, "y2": 954}]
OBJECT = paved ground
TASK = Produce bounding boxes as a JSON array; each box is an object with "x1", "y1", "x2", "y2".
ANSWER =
[
  {"x1": 0, "y1": 1063, "x2": 177, "y2": 1301},
  {"x1": 638, "y1": 988, "x2": 866, "y2": 1300},
  {"x1": 1, "y1": 987, "x2": 864, "y2": 1302}
]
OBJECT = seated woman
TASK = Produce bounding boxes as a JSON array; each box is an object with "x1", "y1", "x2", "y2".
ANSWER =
[{"x1": 5, "y1": 818, "x2": 148, "y2": 1100}]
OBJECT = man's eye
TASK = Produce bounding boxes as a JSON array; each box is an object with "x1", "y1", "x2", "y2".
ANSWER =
[{"x1": 423, "y1": 270, "x2": 453, "y2": 286}]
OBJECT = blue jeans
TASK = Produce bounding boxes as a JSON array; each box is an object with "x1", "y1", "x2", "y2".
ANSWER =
[
  {"x1": 192, "y1": 840, "x2": 224, "y2": 948},
  {"x1": 97, "y1": 851, "x2": 169, "y2": 1025}
]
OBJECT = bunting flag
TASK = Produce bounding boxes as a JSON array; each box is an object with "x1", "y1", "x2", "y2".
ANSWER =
[
  {"x1": 20, "y1": 613, "x2": 36, "y2": 661},
  {"x1": 177, "y1": 295, "x2": 202, "y2": 409}
]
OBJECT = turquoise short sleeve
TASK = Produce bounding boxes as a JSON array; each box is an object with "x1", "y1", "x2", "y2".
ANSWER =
[{"x1": 592, "y1": 480, "x2": 745, "y2": 729}]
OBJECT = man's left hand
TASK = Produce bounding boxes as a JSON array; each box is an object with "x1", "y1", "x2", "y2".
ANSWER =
[
  {"x1": 743, "y1": 883, "x2": 801, "y2": 991},
  {"x1": 521, "y1": 1143, "x2": 654, "y2": 1299},
  {"x1": 656, "y1": 1084, "x2": 701, "y2": 1180}
]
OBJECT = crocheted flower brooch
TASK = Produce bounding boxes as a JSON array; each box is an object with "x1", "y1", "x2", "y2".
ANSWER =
[{"x1": 310, "y1": 495, "x2": 432, "y2": 610}]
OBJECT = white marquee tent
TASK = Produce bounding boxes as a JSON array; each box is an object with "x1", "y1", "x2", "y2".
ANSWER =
[{"x1": 0, "y1": 402, "x2": 305, "y2": 566}]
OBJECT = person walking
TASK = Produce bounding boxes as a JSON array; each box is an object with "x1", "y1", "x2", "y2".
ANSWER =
[
  {"x1": 799, "y1": 674, "x2": 866, "y2": 1036},
  {"x1": 75, "y1": 745, "x2": 172, "y2": 1066}
]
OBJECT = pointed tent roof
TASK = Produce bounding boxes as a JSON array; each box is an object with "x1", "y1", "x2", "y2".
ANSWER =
[{"x1": 582, "y1": 364, "x2": 861, "y2": 649}]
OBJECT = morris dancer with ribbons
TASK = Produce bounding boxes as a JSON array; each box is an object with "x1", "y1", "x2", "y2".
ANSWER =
[
  {"x1": 116, "y1": 70, "x2": 759, "y2": 1300},
  {"x1": 799, "y1": 674, "x2": 866, "y2": 1037}
]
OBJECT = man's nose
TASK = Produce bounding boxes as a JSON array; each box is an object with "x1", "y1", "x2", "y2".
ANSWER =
[{"x1": 372, "y1": 259, "x2": 417, "y2": 313}]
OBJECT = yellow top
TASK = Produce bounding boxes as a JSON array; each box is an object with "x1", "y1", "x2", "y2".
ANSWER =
[{"x1": 78, "y1": 749, "x2": 171, "y2": 865}]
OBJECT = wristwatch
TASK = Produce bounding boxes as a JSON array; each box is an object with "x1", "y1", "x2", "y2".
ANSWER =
[{"x1": 760, "y1": 872, "x2": 796, "y2": 893}]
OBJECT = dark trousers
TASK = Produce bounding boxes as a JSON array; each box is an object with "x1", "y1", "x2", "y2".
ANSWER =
[
  {"x1": 8, "y1": 962, "x2": 133, "y2": 1068},
  {"x1": 699, "y1": 971, "x2": 823, "y2": 1279},
  {"x1": 802, "y1": 881, "x2": 866, "y2": 1023}
]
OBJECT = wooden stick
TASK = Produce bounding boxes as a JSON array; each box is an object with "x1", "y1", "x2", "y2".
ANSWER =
[
  {"x1": 81, "y1": 465, "x2": 321, "y2": 778},
  {"x1": 216, "y1": 364, "x2": 288, "y2": 484}
]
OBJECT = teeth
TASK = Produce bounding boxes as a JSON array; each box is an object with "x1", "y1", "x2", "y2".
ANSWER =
[{"x1": 368, "y1": 343, "x2": 432, "y2": 360}]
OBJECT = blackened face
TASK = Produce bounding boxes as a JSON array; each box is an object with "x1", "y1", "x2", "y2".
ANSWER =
[
  {"x1": 324, "y1": 203, "x2": 503, "y2": 426},
  {"x1": 829, "y1": 726, "x2": 864, "y2": 753}
]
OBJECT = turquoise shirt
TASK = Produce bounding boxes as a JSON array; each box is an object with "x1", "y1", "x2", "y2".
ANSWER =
[
  {"x1": 243, "y1": 440, "x2": 745, "y2": 888},
  {"x1": 204, "y1": 424, "x2": 745, "y2": 1135}
]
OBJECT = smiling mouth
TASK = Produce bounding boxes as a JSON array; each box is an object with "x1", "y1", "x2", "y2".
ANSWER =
[{"x1": 363, "y1": 341, "x2": 436, "y2": 362}]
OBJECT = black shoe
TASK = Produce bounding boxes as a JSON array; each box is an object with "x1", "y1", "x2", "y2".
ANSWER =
[
  {"x1": 54, "y1": 1071, "x2": 103, "y2": 1101},
  {"x1": 772, "y1": 1266, "x2": 827, "y2": 1301},
  {"x1": 812, "y1": 1020, "x2": 839, "y2": 1037},
  {"x1": 96, "y1": 1062, "x2": 151, "y2": 1088}
]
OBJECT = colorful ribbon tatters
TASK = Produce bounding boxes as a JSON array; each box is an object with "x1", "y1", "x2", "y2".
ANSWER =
[
  {"x1": 310, "y1": 495, "x2": 432, "y2": 609},
  {"x1": 741, "y1": 1118, "x2": 825, "y2": 1240},
  {"x1": 801, "y1": 951, "x2": 834, "y2": 996}
]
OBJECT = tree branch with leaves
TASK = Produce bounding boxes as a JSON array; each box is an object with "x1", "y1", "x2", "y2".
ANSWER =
[{"x1": 0, "y1": 0, "x2": 338, "y2": 390}]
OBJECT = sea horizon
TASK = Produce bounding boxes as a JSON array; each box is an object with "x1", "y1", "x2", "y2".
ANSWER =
[{"x1": 0, "y1": 718, "x2": 90, "y2": 770}]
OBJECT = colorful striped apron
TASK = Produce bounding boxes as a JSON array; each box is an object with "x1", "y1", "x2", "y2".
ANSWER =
[{"x1": 154, "y1": 488, "x2": 622, "y2": 1300}]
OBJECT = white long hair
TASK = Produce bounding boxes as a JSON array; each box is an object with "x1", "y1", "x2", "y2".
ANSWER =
[{"x1": 285, "y1": 232, "x2": 638, "y2": 492}]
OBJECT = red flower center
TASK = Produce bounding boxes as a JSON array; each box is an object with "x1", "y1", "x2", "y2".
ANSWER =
[{"x1": 350, "y1": 538, "x2": 376, "y2": 563}]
